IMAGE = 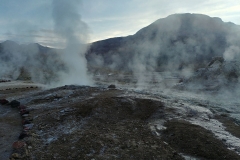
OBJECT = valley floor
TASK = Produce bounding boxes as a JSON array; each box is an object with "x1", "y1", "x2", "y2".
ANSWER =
[{"x1": 0, "y1": 80, "x2": 240, "y2": 159}]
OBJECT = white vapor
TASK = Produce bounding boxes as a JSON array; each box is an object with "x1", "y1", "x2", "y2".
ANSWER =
[{"x1": 51, "y1": 0, "x2": 92, "y2": 86}]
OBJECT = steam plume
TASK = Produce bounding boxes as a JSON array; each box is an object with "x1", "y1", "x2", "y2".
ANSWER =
[{"x1": 52, "y1": 0, "x2": 92, "y2": 86}]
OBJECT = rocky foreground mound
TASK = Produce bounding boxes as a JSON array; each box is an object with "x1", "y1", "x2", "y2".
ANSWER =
[{"x1": 1, "y1": 85, "x2": 240, "y2": 159}]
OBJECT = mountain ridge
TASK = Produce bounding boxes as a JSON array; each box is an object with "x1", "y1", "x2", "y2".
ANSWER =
[
  {"x1": 86, "y1": 13, "x2": 240, "y2": 73},
  {"x1": 1, "y1": 13, "x2": 240, "y2": 83}
]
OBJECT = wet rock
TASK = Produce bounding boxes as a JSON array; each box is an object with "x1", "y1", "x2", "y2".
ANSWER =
[{"x1": 9, "y1": 100, "x2": 20, "y2": 108}]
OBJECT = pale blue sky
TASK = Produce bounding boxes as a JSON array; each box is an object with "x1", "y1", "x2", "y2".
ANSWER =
[{"x1": 0, "y1": 0, "x2": 239, "y2": 47}]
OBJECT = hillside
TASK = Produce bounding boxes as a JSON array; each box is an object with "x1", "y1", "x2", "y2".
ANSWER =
[
  {"x1": 0, "y1": 41, "x2": 65, "y2": 83},
  {"x1": 1, "y1": 13, "x2": 240, "y2": 159},
  {"x1": 86, "y1": 13, "x2": 240, "y2": 73},
  {"x1": 1, "y1": 13, "x2": 240, "y2": 85}
]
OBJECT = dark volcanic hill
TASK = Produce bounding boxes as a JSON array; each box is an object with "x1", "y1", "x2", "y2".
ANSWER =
[{"x1": 86, "y1": 13, "x2": 240, "y2": 73}]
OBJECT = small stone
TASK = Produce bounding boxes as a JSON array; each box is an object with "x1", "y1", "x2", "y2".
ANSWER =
[
  {"x1": 31, "y1": 133, "x2": 37, "y2": 137},
  {"x1": 108, "y1": 84, "x2": 116, "y2": 89},
  {"x1": 9, "y1": 100, "x2": 20, "y2": 108},
  {"x1": 25, "y1": 148, "x2": 29, "y2": 156},
  {"x1": 131, "y1": 141, "x2": 137, "y2": 147},
  {"x1": 20, "y1": 110, "x2": 30, "y2": 115},
  {"x1": 24, "y1": 123, "x2": 34, "y2": 130},
  {"x1": 22, "y1": 114, "x2": 29, "y2": 117},
  {"x1": 11, "y1": 153, "x2": 21, "y2": 159},
  {"x1": 23, "y1": 117, "x2": 33, "y2": 121},
  {"x1": 151, "y1": 145, "x2": 158, "y2": 149},
  {"x1": 12, "y1": 141, "x2": 26, "y2": 149},
  {"x1": 22, "y1": 120, "x2": 31, "y2": 125},
  {"x1": 19, "y1": 132, "x2": 28, "y2": 140}
]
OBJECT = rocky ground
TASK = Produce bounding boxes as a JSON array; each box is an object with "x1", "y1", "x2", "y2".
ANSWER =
[
  {"x1": 0, "y1": 84, "x2": 40, "y2": 160},
  {"x1": 0, "y1": 101, "x2": 21, "y2": 160},
  {"x1": 0, "y1": 80, "x2": 240, "y2": 160}
]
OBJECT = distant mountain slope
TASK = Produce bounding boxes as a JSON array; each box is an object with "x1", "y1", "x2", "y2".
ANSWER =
[
  {"x1": 1, "y1": 13, "x2": 240, "y2": 84},
  {"x1": 86, "y1": 13, "x2": 240, "y2": 73},
  {"x1": 0, "y1": 40, "x2": 64, "y2": 83}
]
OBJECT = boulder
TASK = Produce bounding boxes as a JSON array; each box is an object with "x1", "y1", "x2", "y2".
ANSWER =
[
  {"x1": 9, "y1": 100, "x2": 20, "y2": 108},
  {"x1": 0, "y1": 99, "x2": 9, "y2": 105},
  {"x1": 108, "y1": 84, "x2": 116, "y2": 89},
  {"x1": 19, "y1": 132, "x2": 28, "y2": 140}
]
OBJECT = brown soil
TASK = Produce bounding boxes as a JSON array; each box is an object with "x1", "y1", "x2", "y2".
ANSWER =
[{"x1": 161, "y1": 120, "x2": 240, "y2": 160}]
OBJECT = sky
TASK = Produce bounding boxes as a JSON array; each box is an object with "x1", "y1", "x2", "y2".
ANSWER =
[{"x1": 0, "y1": 0, "x2": 239, "y2": 48}]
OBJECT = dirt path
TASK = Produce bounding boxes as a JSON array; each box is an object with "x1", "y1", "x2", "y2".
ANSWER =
[
  {"x1": 0, "y1": 81, "x2": 43, "y2": 159},
  {"x1": 0, "y1": 104, "x2": 22, "y2": 160}
]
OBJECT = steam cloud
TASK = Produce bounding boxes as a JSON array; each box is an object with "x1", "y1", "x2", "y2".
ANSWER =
[
  {"x1": 52, "y1": 0, "x2": 92, "y2": 86},
  {"x1": 0, "y1": 42, "x2": 66, "y2": 84},
  {"x1": 0, "y1": 13, "x2": 239, "y2": 93},
  {"x1": 0, "y1": 0, "x2": 93, "y2": 87},
  {"x1": 88, "y1": 14, "x2": 240, "y2": 90}
]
